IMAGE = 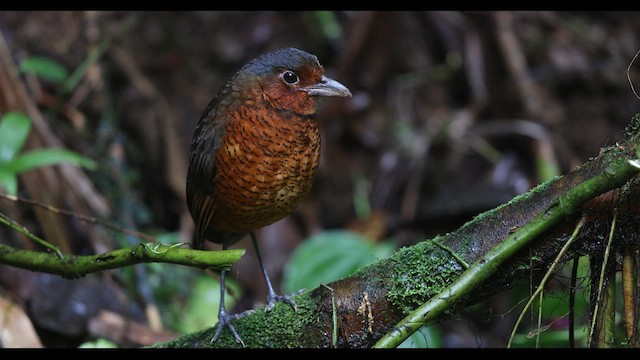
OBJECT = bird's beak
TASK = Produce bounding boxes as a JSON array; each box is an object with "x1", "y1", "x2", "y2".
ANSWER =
[{"x1": 304, "y1": 76, "x2": 352, "y2": 98}]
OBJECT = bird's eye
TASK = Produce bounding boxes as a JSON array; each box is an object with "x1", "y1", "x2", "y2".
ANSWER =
[{"x1": 282, "y1": 71, "x2": 299, "y2": 85}]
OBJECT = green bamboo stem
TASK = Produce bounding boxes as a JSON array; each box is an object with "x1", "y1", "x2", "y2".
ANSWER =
[{"x1": 374, "y1": 146, "x2": 640, "y2": 348}]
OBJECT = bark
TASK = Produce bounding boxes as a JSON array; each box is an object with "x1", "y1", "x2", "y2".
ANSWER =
[{"x1": 156, "y1": 116, "x2": 640, "y2": 348}]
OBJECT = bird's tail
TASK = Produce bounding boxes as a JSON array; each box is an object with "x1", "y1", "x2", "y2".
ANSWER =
[{"x1": 189, "y1": 193, "x2": 216, "y2": 250}]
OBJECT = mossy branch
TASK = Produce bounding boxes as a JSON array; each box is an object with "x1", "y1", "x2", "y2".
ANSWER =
[
  {"x1": 374, "y1": 144, "x2": 640, "y2": 348},
  {"x1": 156, "y1": 114, "x2": 640, "y2": 348},
  {"x1": 0, "y1": 242, "x2": 244, "y2": 279}
]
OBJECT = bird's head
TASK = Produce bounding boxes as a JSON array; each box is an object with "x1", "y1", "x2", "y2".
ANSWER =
[{"x1": 236, "y1": 47, "x2": 352, "y2": 115}]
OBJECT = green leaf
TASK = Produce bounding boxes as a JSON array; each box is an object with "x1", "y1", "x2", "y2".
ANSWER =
[
  {"x1": 179, "y1": 275, "x2": 242, "y2": 334},
  {"x1": 0, "y1": 168, "x2": 17, "y2": 195},
  {"x1": 283, "y1": 230, "x2": 394, "y2": 293},
  {"x1": 0, "y1": 112, "x2": 31, "y2": 163},
  {"x1": 154, "y1": 231, "x2": 181, "y2": 244},
  {"x1": 398, "y1": 326, "x2": 442, "y2": 348},
  {"x1": 78, "y1": 338, "x2": 118, "y2": 348},
  {"x1": 8, "y1": 148, "x2": 97, "y2": 174},
  {"x1": 313, "y1": 11, "x2": 343, "y2": 41},
  {"x1": 19, "y1": 56, "x2": 69, "y2": 84}
]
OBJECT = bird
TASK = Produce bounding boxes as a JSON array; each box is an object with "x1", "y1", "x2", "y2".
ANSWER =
[{"x1": 186, "y1": 47, "x2": 352, "y2": 346}]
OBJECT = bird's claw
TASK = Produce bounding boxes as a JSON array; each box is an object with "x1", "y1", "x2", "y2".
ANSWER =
[
  {"x1": 211, "y1": 308, "x2": 255, "y2": 347},
  {"x1": 265, "y1": 288, "x2": 306, "y2": 312}
]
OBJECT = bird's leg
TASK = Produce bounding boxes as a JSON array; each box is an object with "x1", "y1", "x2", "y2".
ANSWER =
[
  {"x1": 250, "y1": 231, "x2": 303, "y2": 312},
  {"x1": 211, "y1": 243, "x2": 254, "y2": 346}
]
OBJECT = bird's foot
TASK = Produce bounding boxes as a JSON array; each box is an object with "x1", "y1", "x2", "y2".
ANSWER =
[
  {"x1": 265, "y1": 288, "x2": 306, "y2": 312},
  {"x1": 211, "y1": 308, "x2": 255, "y2": 347}
]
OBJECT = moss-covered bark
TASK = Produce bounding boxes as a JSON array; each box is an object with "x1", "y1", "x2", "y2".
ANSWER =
[{"x1": 155, "y1": 114, "x2": 640, "y2": 348}]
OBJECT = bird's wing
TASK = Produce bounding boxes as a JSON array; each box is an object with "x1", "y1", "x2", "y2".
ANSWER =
[{"x1": 186, "y1": 79, "x2": 240, "y2": 249}]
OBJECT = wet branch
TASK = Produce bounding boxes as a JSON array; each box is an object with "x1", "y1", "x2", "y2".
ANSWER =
[
  {"x1": 156, "y1": 114, "x2": 640, "y2": 348},
  {"x1": 0, "y1": 242, "x2": 244, "y2": 279}
]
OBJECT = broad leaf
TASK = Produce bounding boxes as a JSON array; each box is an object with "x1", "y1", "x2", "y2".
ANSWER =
[
  {"x1": 19, "y1": 56, "x2": 69, "y2": 84},
  {"x1": 399, "y1": 326, "x2": 442, "y2": 348},
  {"x1": 8, "y1": 148, "x2": 97, "y2": 173},
  {"x1": 0, "y1": 112, "x2": 31, "y2": 163},
  {"x1": 0, "y1": 168, "x2": 17, "y2": 195},
  {"x1": 284, "y1": 230, "x2": 395, "y2": 293},
  {"x1": 78, "y1": 339, "x2": 118, "y2": 348},
  {"x1": 178, "y1": 275, "x2": 242, "y2": 334}
]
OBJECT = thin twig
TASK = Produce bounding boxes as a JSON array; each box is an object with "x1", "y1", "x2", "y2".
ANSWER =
[
  {"x1": 507, "y1": 216, "x2": 586, "y2": 348},
  {"x1": 0, "y1": 193, "x2": 156, "y2": 242},
  {"x1": 0, "y1": 212, "x2": 63, "y2": 258},
  {"x1": 626, "y1": 48, "x2": 640, "y2": 101},
  {"x1": 588, "y1": 212, "x2": 617, "y2": 346},
  {"x1": 536, "y1": 290, "x2": 543, "y2": 348},
  {"x1": 321, "y1": 284, "x2": 338, "y2": 348},
  {"x1": 569, "y1": 255, "x2": 579, "y2": 348},
  {"x1": 62, "y1": 13, "x2": 138, "y2": 95},
  {"x1": 430, "y1": 238, "x2": 470, "y2": 269}
]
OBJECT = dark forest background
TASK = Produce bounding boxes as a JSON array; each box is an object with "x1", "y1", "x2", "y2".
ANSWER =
[{"x1": 0, "y1": 11, "x2": 639, "y2": 348}]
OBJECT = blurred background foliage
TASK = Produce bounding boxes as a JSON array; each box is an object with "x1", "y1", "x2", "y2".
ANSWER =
[{"x1": 0, "y1": 11, "x2": 639, "y2": 348}]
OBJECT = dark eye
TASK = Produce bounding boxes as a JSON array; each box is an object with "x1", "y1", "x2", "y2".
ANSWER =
[{"x1": 282, "y1": 71, "x2": 299, "y2": 85}]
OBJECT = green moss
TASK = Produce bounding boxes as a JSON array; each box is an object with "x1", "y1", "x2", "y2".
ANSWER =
[
  {"x1": 387, "y1": 239, "x2": 465, "y2": 314},
  {"x1": 153, "y1": 290, "x2": 322, "y2": 348},
  {"x1": 443, "y1": 176, "x2": 558, "y2": 242},
  {"x1": 383, "y1": 174, "x2": 563, "y2": 316},
  {"x1": 624, "y1": 113, "x2": 640, "y2": 141}
]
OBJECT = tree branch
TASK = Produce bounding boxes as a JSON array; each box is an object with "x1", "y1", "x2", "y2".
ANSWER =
[
  {"x1": 0, "y1": 242, "x2": 244, "y2": 279},
  {"x1": 155, "y1": 114, "x2": 640, "y2": 348}
]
